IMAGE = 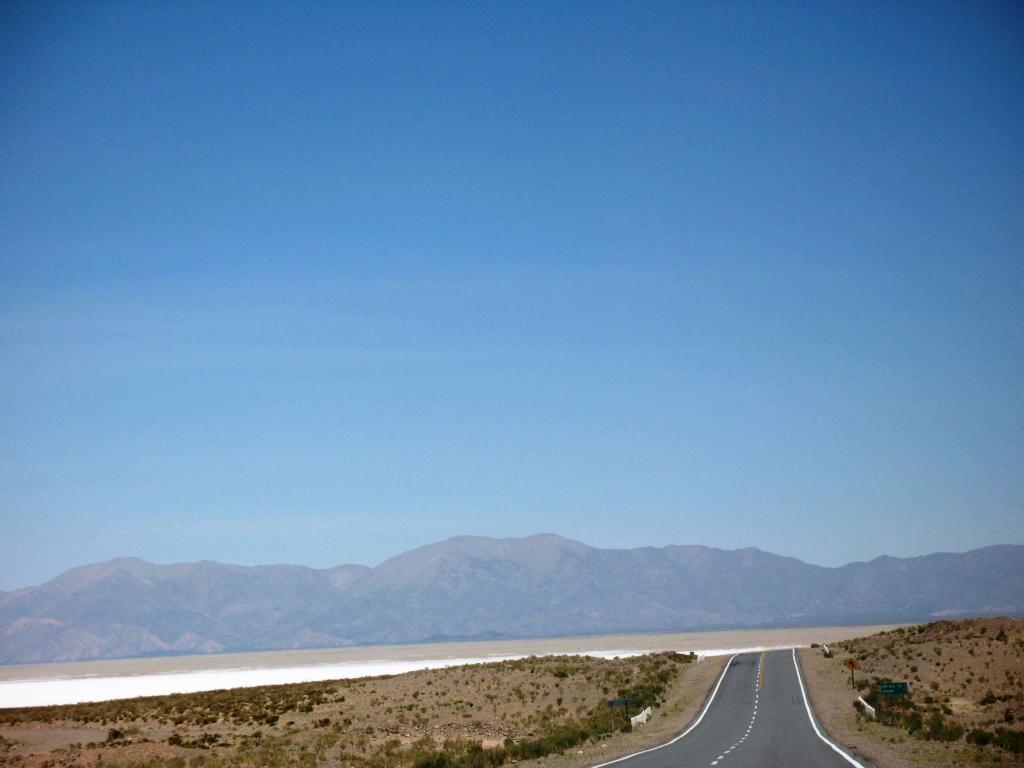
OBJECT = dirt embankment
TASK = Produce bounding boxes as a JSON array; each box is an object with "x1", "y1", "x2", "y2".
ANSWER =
[{"x1": 799, "y1": 617, "x2": 1024, "y2": 768}]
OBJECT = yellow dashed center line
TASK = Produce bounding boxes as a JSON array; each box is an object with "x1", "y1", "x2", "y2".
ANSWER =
[{"x1": 757, "y1": 652, "x2": 766, "y2": 691}]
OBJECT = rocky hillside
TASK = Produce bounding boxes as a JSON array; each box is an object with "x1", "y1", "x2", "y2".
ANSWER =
[{"x1": 1, "y1": 535, "x2": 1022, "y2": 664}]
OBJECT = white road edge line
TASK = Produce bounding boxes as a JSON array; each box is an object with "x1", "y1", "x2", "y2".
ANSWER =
[
  {"x1": 589, "y1": 653, "x2": 740, "y2": 768},
  {"x1": 791, "y1": 648, "x2": 868, "y2": 768}
]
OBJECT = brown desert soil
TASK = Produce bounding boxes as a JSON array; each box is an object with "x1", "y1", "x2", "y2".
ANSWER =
[
  {"x1": 798, "y1": 617, "x2": 1024, "y2": 768},
  {"x1": 514, "y1": 654, "x2": 728, "y2": 768},
  {"x1": 0, "y1": 652, "x2": 726, "y2": 768}
]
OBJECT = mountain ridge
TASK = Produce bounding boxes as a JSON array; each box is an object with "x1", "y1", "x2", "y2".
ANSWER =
[{"x1": 2, "y1": 535, "x2": 1022, "y2": 665}]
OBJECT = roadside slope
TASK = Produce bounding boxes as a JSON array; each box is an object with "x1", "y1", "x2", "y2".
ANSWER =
[
  {"x1": 798, "y1": 618, "x2": 1024, "y2": 768},
  {"x1": 0, "y1": 652, "x2": 727, "y2": 768}
]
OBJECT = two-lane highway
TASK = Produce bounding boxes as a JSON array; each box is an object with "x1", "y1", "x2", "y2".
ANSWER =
[{"x1": 596, "y1": 650, "x2": 867, "y2": 768}]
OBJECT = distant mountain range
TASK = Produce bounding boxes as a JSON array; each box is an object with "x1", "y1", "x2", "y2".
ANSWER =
[{"x1": 2, "y1": 535, "x2": 1022, "y2": 665}]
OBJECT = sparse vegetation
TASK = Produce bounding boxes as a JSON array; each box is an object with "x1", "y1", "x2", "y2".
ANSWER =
[
  {"x1": 803, "y1": 617, "x2": 1024, "y2": 767},
  {"x1": 0, "y1": 652, "x2": 698, "y2": 768}
]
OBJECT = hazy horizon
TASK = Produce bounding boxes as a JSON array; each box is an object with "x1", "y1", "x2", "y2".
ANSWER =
[
  {"x1": 3, "y1": 3, "x2": 1022, "y2": 591},
  {"x1": 3, "y1": 533, "x2": 1020, "y2": 593}
]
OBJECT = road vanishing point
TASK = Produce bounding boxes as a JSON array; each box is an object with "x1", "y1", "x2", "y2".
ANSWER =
[{"x1": 596, "y1": 649, "x2": 867, "y2": 768}]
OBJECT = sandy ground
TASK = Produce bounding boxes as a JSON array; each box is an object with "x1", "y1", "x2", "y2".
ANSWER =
[
  {"x1": 798, "y1": 646, "x2": 994, "y2": 768},
  {"x1": 798, "y1": 621, "x2": 1022, "y2": 768},
  {"x1": 799, "y1": 646, "x2": 907, "y2": 768}
]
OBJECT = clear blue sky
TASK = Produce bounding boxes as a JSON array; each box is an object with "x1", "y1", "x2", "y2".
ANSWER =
[{"x1": 2, "y1": 1, "x2": 1022, "y2": 590}]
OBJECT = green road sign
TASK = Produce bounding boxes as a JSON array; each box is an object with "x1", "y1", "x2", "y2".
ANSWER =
[{"x1": 880, "y1": 682, "x2": 908, "y2": 695}]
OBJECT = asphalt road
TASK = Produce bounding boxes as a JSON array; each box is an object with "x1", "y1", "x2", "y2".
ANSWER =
[{"x1": 600, "y1": 650, "x2": 866, "y2": 768}]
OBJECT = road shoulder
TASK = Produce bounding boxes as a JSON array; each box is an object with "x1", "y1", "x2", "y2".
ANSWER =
[
  {"x1": 519, "y1": 655, "x2": 729, "y2": 768},
  {"x1": 795, "y1": 647, "x2": 999, "y2": 768}
]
